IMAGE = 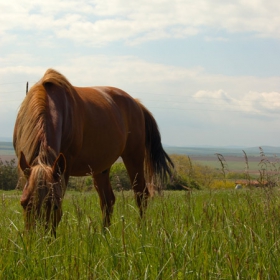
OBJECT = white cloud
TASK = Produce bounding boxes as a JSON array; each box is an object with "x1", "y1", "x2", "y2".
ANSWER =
[
  {"x1": 193, "y1": 89, "x2": 280, "y2": 117},
  {"x1": 1, "y1": 0, "x2": 280, "y2": 47},
  {"x1": 194, "y1": 90, "x2": 233, "y2": 102},
  {"x1": 244, "y1": 91, "x2": 280, "y2": 114}
]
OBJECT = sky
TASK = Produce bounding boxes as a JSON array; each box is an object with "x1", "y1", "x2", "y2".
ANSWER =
[{"x1": 1, "y1": 0, "x2": 280, "y2": 147}]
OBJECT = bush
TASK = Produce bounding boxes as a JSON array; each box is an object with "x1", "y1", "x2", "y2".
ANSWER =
[
  {"x1": 109, "y1": 163, "x2": 131, "y2": 190},
  {"x1": 108, "y1": 155, "x2": 218, "y2": 191},
  {"x1": 210, "y1": 180, "x2": 235, "y2": 189},
  {"x1": 169, "y1": 154, "x2": 218, "y2": 190},
  {"x1": 0, "y1": 158, "x2": 18, "y2": 190},
  {"x1": 68, "y1": 176, "x2": 93, "y2": 191},
  {"x1": 166, "y1": 173, "x2": 201, "y2": 190},
  {"x1": 108, "y1": 160, "x2": 203, "y2": 191}
]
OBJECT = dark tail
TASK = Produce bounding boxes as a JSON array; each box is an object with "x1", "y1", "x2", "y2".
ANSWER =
[{"x1": 139, "y1": 103, "x2": 174, "y2": 184}]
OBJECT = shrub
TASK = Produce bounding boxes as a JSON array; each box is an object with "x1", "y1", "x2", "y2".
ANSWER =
[
  {"x1": 0, "y1": 158, "x2": 18, "y2": 190},
  {"x1": 210, "y1": 180, "x2": 235, "y2": 189},
  {"x1": 109, "y1": 162, "x2": 131, "y2": 190},
  {"x1": 169, "y1": 154, "x2": 218, "y2": 189},
  {"x1": 67, "y1": 176, "x2": 93, "y2": 191},
  {"x1": 107, "y1": 155, "x2": 219, "y2": 191},
  {"x1": 109, "y1": 158, "x2": 203, "y2": 191},
  {"x1": 166, "y1": 173, "x2": 201, "y2": 190}
]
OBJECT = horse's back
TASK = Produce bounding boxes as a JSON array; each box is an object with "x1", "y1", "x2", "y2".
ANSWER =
[
  {"x1": 70, "y1": 86, "x2": 145, "y2": 175},
  {"x1": 75, "y1": 86, "x2": 143, "y2": 130}
]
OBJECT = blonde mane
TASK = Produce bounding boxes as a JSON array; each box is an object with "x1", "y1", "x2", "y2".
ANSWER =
[{"x1": 13, "y1": 69, "x2": 75, "y2": 166}]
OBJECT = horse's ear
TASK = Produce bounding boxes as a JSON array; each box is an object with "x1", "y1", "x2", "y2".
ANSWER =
[
  {"x1": 52, "y1": 153, "x2": 66, "y2": 177},
  {"x1": 19, "y1": 152, "x2": 31, "y2": 178}
]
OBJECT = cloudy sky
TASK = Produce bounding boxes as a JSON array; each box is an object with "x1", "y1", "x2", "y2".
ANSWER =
[{"x1": 1, "y1": 0, "x2": 280, "y2": 147}]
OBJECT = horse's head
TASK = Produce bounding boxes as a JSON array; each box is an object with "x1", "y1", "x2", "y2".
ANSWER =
[{"x1": 19, "y1": 152, "x2": 66, "y2": 235}]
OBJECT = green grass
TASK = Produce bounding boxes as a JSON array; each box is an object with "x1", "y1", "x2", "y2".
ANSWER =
[
  {"x1": 1, "y1": 189, "x2": 280, "y2": 279},
  {"x1": 192, "y1": 157, "x2": 268, "y2": 173}
]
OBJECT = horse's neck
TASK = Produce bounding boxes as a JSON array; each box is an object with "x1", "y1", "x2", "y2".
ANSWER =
[
  {"x1": 35, "y1": 145, "x2": 57, "y2": 166},
  {"x1": 44, "y1": 87, "x2": 68, "y2": 154}
]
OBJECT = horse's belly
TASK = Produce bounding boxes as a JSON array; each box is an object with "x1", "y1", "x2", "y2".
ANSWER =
[{"x1": 69, "y1": 138, "x2": 125, "y2": 176}]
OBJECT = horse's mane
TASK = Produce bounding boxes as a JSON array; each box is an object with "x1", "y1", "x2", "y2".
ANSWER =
[{"x1": 13, "y1": 69, "x2": 76, "y2": 166}]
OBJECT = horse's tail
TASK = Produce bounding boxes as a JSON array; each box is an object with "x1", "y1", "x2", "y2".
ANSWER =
[{"x1": 138, "y1": 102, "x2": 174, "y2": 184}]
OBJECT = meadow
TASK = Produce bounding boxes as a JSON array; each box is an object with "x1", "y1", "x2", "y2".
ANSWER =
[{"x1": 1, "y1": 188, "x2": 280, "y2": 279}]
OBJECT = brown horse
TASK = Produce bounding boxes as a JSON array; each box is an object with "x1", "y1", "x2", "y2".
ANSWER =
[{"x1": 13, "y1": 69, "x2": 173, "y2": 235}]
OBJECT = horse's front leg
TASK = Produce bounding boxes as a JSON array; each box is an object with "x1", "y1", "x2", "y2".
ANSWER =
[{"x1": 93, "y1": 170, "x2": 116, "y2": 227}]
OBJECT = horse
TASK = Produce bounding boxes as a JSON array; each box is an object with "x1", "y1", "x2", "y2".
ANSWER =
[{"x1": 13, "y1": 69, "x2": 174, "y2": 235}]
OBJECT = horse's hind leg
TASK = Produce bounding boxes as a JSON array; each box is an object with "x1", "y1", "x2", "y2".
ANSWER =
[
  {"x1": 122, "y1": 154, "x2": 149, "y2": 218},
  {"x1": 93, "y1": 170, "x2": 115, "y2": 227}
]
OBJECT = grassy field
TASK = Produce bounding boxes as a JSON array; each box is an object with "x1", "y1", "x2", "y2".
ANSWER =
[
  {"x1": 166, "y1": 146, "x2": 280, "y2": 174},
  {"x1": 1, "y1": 189, "x2": 280, "y2": 279},
  {"x1": 165, "y1": 146, "x2": 280, "y2": 157},
  {"x1": 189, "y1": 155, "x2": 270, "y2": 173}
]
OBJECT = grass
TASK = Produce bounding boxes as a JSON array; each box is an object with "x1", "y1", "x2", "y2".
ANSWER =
[
  {"x1": 203, "y1": 159, "x2": 259, "y2": 172},
  {"x1": 1, "y1": 189, "x2": 280, "y2": 279},
  {"x1": 192, "y1": 156, "x2": 267, "y2": 173}
]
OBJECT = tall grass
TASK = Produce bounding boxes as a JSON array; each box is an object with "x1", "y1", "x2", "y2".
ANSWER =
[{"x1": 1, "y1": 189, "x2": 280, "y2": 279}]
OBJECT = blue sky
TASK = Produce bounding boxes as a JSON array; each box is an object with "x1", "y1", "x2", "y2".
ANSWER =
[{"x1": 1, "y1": 0, "x2": 280, "y2": 147}]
